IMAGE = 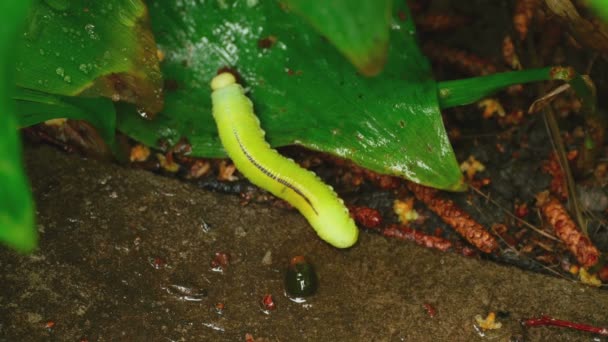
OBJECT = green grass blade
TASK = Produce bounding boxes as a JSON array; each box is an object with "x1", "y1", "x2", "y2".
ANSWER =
[
  {"x1": 437, "y1": 67, "x2": 552, "y2": 109},
  {"x1": 437, "y1": 67, "x2": 596, "y2": 111},
  {"x1": 14, "y1": 88, "x2": 116, "y2": 146},
  {"x1": 0, "y1": 1, "x2": 37, "y2": 253}
]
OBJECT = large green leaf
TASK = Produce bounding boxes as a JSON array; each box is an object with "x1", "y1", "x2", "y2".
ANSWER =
[
  {"x1": 0, "y1": 1, "x2": 37, "y2": 252},
  {"x1": 14, "y1": 88, "x2": 116, "y2": 146},
  {"x1": 118, "y1": 0, "x2": 464, "y2": 191},
  {"x1": 281, "y1": 0, "x2": 392, "y2": 76},
  {"x1": 16, "y1": 0, "x2": 163, "y2": 114},
  {"x1": 589, "y1": 0, "x2": 608, "y2": 20}
]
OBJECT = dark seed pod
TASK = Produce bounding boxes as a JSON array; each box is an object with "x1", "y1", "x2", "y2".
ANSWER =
[{"x1": 285, "y1": 256, "x2": 318, "y2": 297}]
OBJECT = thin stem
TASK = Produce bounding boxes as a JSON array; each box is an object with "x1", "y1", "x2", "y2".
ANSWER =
[
  {"x1": 469, "y1": 185, "x2": 559, "y2": 242},
  {"x1": 542, "y1": 105, "x2": 587, "y2": 235},
  {"x1": 522, "y1": 315, "x2": 608, "y2": 336}
]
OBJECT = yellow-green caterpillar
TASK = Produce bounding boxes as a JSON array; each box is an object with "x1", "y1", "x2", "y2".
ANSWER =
[{"x1": 210, "y1": 72, "x2": 358, "y2": 248}]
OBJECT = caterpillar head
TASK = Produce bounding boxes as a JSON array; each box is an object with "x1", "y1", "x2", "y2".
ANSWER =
[{"x1": 211, "y1": 72, "x2": 237, "y2": 91}]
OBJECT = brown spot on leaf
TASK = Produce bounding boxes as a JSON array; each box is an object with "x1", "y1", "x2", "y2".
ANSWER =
[
  {"x1": 258, "y1": 35, "x2": 277, "y2": 49},
  {"x1": 398, "y1": 10, "x2": 407, "y2": 21},
  {"x1": 164, "y1": 79, "x2": 179, "y2": 92},
  {"x1": 82, "y1": 16, "x2": 164, "y2": 117}
]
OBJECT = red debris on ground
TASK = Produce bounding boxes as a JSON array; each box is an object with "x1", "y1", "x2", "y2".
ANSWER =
[
  {"x1": 514, "y1": 202, "x2": 529, "y2": 218},
  {"x1": 513, "y1": 0, "x2": 540, "y2": 40},
  {"x1": 210, "y1": 252, "x2": 230, "y2": 271},
  {"x1": 407, "y1": 183, "x2": 498, "y2": 253},
  {"x1": 261, "y1": 294, "x2": 276, "y2": 311},
  {"x1": 44, "y1": 320, "x2": 55, "y2": 330},
  {"x1": 215, "y1": 302, "x2": 225, "y2": 315},
  {"x1": 599, "y1": 265, "x2": 608, "y2": 282},
  {"x1": 422, "y1": 41, "x2": 498, "y2": 76},
  {"x1": 350, "y1": 206, "x2": 383, "y2": 229},
  {"x1": 422, "y1": 303, "x2": 437, "y2": 318},
  {"x1": 383, "y1": 224, "x2": 452, "y2": 252},
  {"x1": 541, "y1": 152, "x2": 571, "y2": 200},
  {"x1": 522, "y1": 315, "x2": 608, "y2": 336},
  {"x1": 536, "y1": 192, "x2": 600, "y2": 268}
]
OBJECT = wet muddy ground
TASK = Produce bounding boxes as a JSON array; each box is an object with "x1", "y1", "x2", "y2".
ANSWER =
[{"x1": 1, "y1": 145, "x2": 607, "y2": 341}]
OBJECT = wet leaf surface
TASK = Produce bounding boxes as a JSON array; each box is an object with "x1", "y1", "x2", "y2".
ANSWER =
[
  {"x1": 16, "y1": 0, "x2": 163, "y2": 114},
  {"x1": 281, "y1": 0, "x2": 392, "y2": 76},
  {"x1": 117, "y1": 0, "x2": 463, "y2": 190}
]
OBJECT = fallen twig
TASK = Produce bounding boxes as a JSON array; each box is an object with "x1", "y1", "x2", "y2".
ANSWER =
[
  {"x1": 522, "y1": 315, "x2": 608, "y2": 336},
  {"x1": 383, "y1": 224, "x2": 452, "y2": 252},
  {"x1": 407, "y1": 183, "x2": 498, "y2": 253},
  {"x1": 536, "y1": 191, "x2": 600, "y2": 268}
]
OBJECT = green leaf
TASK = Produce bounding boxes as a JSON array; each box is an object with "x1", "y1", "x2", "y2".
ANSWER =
[
  {"x1": 281, "y1": 0, "x2": 392, "y2": 76},
  {"x1": 119, "y1": 0, "x2": 464, "y2": 191},
  {"x1": 437, "y1": 68, "x2": 554, "y2": 109},
  {"x1": 16, "y1": 0, "x2": 163, "y2": 114},
  {"x1": 437, "y1": 67, "x2": 596, "y2": 113},
  {"x1": 13, "y1": 88, "x2": 117, "y2": 146},
  {"x1": 0, "y1": 1, "x2": 37, "y2": 252},
  {"x1": 588, "y1": 0, "x2": 608, "y2": 21}
]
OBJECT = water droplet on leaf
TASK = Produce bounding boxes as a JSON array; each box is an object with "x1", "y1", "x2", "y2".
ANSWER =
[
  {"x1": 79, "y1": 64, "x2": 89, "y2": 74},
  {"x1": 84, "y1": 23, "x2": 99, "y2": 40}
]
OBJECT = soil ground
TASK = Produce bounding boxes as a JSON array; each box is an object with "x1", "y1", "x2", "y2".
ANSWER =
[{"x1": 1, "y1": 145, "x2": 607, "y2": 341}]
